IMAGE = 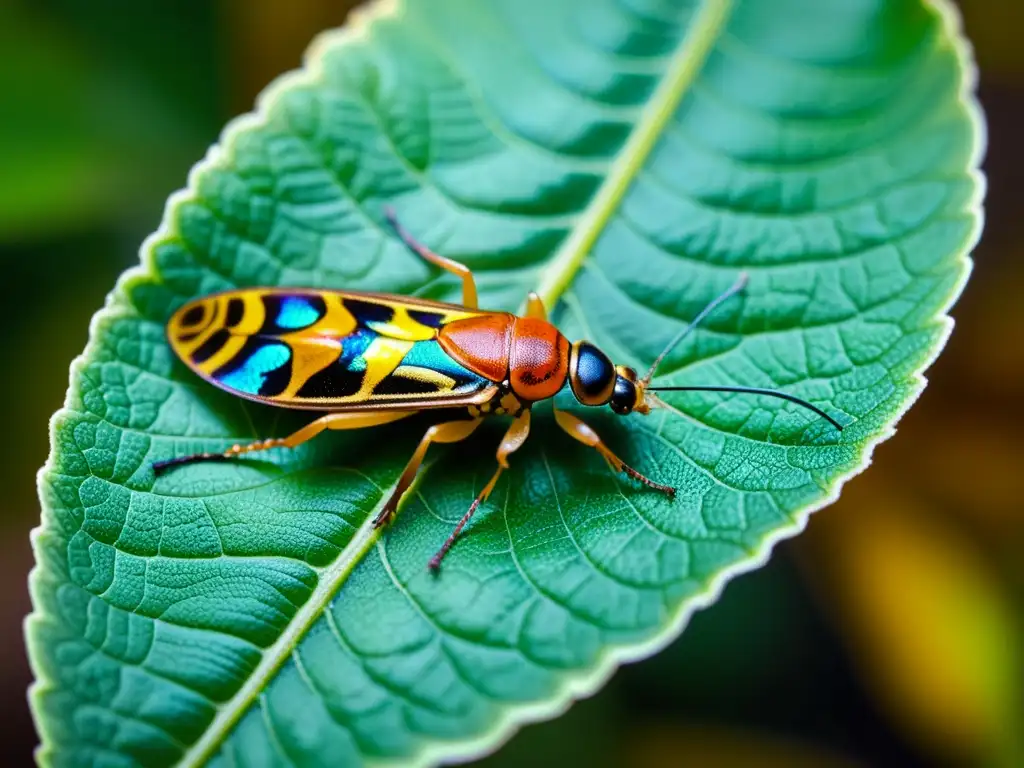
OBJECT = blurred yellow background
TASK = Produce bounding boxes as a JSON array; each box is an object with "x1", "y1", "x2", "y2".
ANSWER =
[{"x1": 1, "y1": 1, "x2": 1020, "y2": 766}]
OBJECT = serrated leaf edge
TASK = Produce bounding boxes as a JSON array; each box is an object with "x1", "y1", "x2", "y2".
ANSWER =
[{"x1": 24, "y1": 0, "x2": 984, "y2": 765}]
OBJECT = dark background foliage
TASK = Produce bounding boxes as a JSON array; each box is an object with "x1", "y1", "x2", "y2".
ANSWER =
[{"x1": 1, "y1": 1, "x2": 1020, "y2": 765}]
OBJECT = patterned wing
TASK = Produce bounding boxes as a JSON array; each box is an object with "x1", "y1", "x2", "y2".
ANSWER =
[{"x1": 166, "y1": 288, "x2": 499, "y2": 410}]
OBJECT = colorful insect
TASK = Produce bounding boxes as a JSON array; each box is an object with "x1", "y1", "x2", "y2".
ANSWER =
[{"x1": 155, "y1": 209, "x2": 844, "y2": 569}]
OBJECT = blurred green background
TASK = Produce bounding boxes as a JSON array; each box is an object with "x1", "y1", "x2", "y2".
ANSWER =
[{"x1": 2, "y1": 1, "x2": 1020, "y2": 766}]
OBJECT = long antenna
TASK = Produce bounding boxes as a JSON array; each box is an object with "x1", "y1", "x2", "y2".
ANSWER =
[
  {"x1": 648, "y1": 385, "x2": 845, "y2": 431},
  {"x1": 642, "y1": 272, "x2": 749, "y2": 386}
]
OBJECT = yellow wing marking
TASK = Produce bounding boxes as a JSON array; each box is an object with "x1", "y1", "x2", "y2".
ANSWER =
[
  {"x1": 272, "y1": 294, "x2": 356, "y2": 398},
  {"x1": 390, "y1": 365, "x2": 458, "y2": 392},
  {"x1": 174, "y1": 297, "x2": 224, "y2": 359},
  {"x1": 233, "y1": 292, "x2": 267, "y2": 335},
  {"x1": 365, "y1": 305, "x2": 453, "y2": 341},
  {"x1": 281, "y1": 337, "x2": 343, "y2": 400},
  {"x1": 304, "y1": 293, "x2": 358, "y2": 338},
  {"x1": 173, "y1": 293, "x2": 262, "y2": 359},
  {"x1": 356, "y1": 337, "x2": 415, "y2": 400}
]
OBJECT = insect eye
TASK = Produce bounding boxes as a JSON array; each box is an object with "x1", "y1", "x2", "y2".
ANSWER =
[
  {"x1": 617, "y1": 366, "x2": 638, "y2": 383},
  {"x1": 570, "y1": 341, "x2": 616, "y2": 406},
  {"x1": 610, "y1": 377, "x2": 636, "y2": 415}
]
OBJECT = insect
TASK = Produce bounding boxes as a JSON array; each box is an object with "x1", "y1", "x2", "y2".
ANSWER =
[{"x1": 155, "y1": 209, "x2": 844, "y2": 569}]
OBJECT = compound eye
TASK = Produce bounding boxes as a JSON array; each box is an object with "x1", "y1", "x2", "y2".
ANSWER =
[
  {"x1": 616, "y1": 365, "x2": 638, "y2": 383},
  {"x1": 609, "y1": 377, "x2": 636, "y2": 415},
  {"x1": 570, "y1": 341, "x2": 616, "y2": 406}
]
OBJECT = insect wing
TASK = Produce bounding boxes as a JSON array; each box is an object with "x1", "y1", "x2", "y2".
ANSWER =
[{"x1": 167, "y1": 289, "x2": 498, "y2": 409}]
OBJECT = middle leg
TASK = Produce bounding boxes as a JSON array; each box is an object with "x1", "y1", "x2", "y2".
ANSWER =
[
  {"x1": 524, "y1": 291, "x2": 547, "y2": 320},
  {"x1": 429, "y1": 409, "x2": 532, "y2": 570},
  {"x1": 373, "y1": 416, "x2": 483, "y2": 528}
]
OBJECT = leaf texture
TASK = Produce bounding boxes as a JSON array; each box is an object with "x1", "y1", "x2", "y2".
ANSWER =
[{"x1": 27, "y1": 0, "x2": 983, "y2": 765}]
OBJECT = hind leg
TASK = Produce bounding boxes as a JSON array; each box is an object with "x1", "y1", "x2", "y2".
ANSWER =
[{"x1": 153, "y1": 410, "x2": 416, "y2": 474}]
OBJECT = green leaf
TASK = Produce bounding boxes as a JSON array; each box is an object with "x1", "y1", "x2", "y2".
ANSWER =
[{"x1": 27, "y1": 0, "x2": 983, "y2": 765}]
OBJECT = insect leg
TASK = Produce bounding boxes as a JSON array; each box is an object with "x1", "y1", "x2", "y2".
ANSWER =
[
  {"x1": 384, "y1": 206, "x2": 479, "y2": 309},
  {"x1": 429, "y1": 410, "x2": 531, "y2": 570},
  {"x1": 373, "y1": 416, "x2": 483, "y2": 528},
  {"x1": 524, "y1": 291, "x2": 547, "y2": 321},
  {"x1": 153, "y1": 410, "x2": 416, "y2": 474},
  {"x1": 553, "y1": 407, "x2": 676, "y2": 496}
]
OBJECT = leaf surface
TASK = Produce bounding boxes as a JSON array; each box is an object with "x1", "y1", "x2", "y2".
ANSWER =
[{"x1": 27, "y1": 0, "x2": 983, "y2": 765}]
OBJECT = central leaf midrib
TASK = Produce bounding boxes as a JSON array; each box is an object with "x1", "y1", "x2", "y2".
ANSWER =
[
  {"x1": 177, "y1": 1, "x2": 733, "y2": 765},
  {"x1": 177, "y1": 483, "x2": 395, "y2": 768},
  {"x1": 532, "y1": 0, "x2": 733, "y2": 309}
]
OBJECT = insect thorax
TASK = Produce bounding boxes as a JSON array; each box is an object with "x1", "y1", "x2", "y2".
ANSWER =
[{"x1": 467, "y1": 382, "x2": 526, "y2": 419}]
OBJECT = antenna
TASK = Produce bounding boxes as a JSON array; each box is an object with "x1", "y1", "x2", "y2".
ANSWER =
[
  {"x1": 641, "y1": 272, "x2": 748, "y2": 386},
  {"x1": 648, "y1": 385, "x2": 845, "y2": 431}
]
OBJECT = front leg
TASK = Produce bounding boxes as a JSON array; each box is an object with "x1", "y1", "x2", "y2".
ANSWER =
[{"x1": 553, "y1": 408, "x2": 675, "y2": 496}]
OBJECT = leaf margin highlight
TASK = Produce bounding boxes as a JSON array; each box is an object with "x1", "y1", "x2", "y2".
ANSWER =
[{"x1": 25, "y1": 0, "x2": 985, "y2": 765}]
